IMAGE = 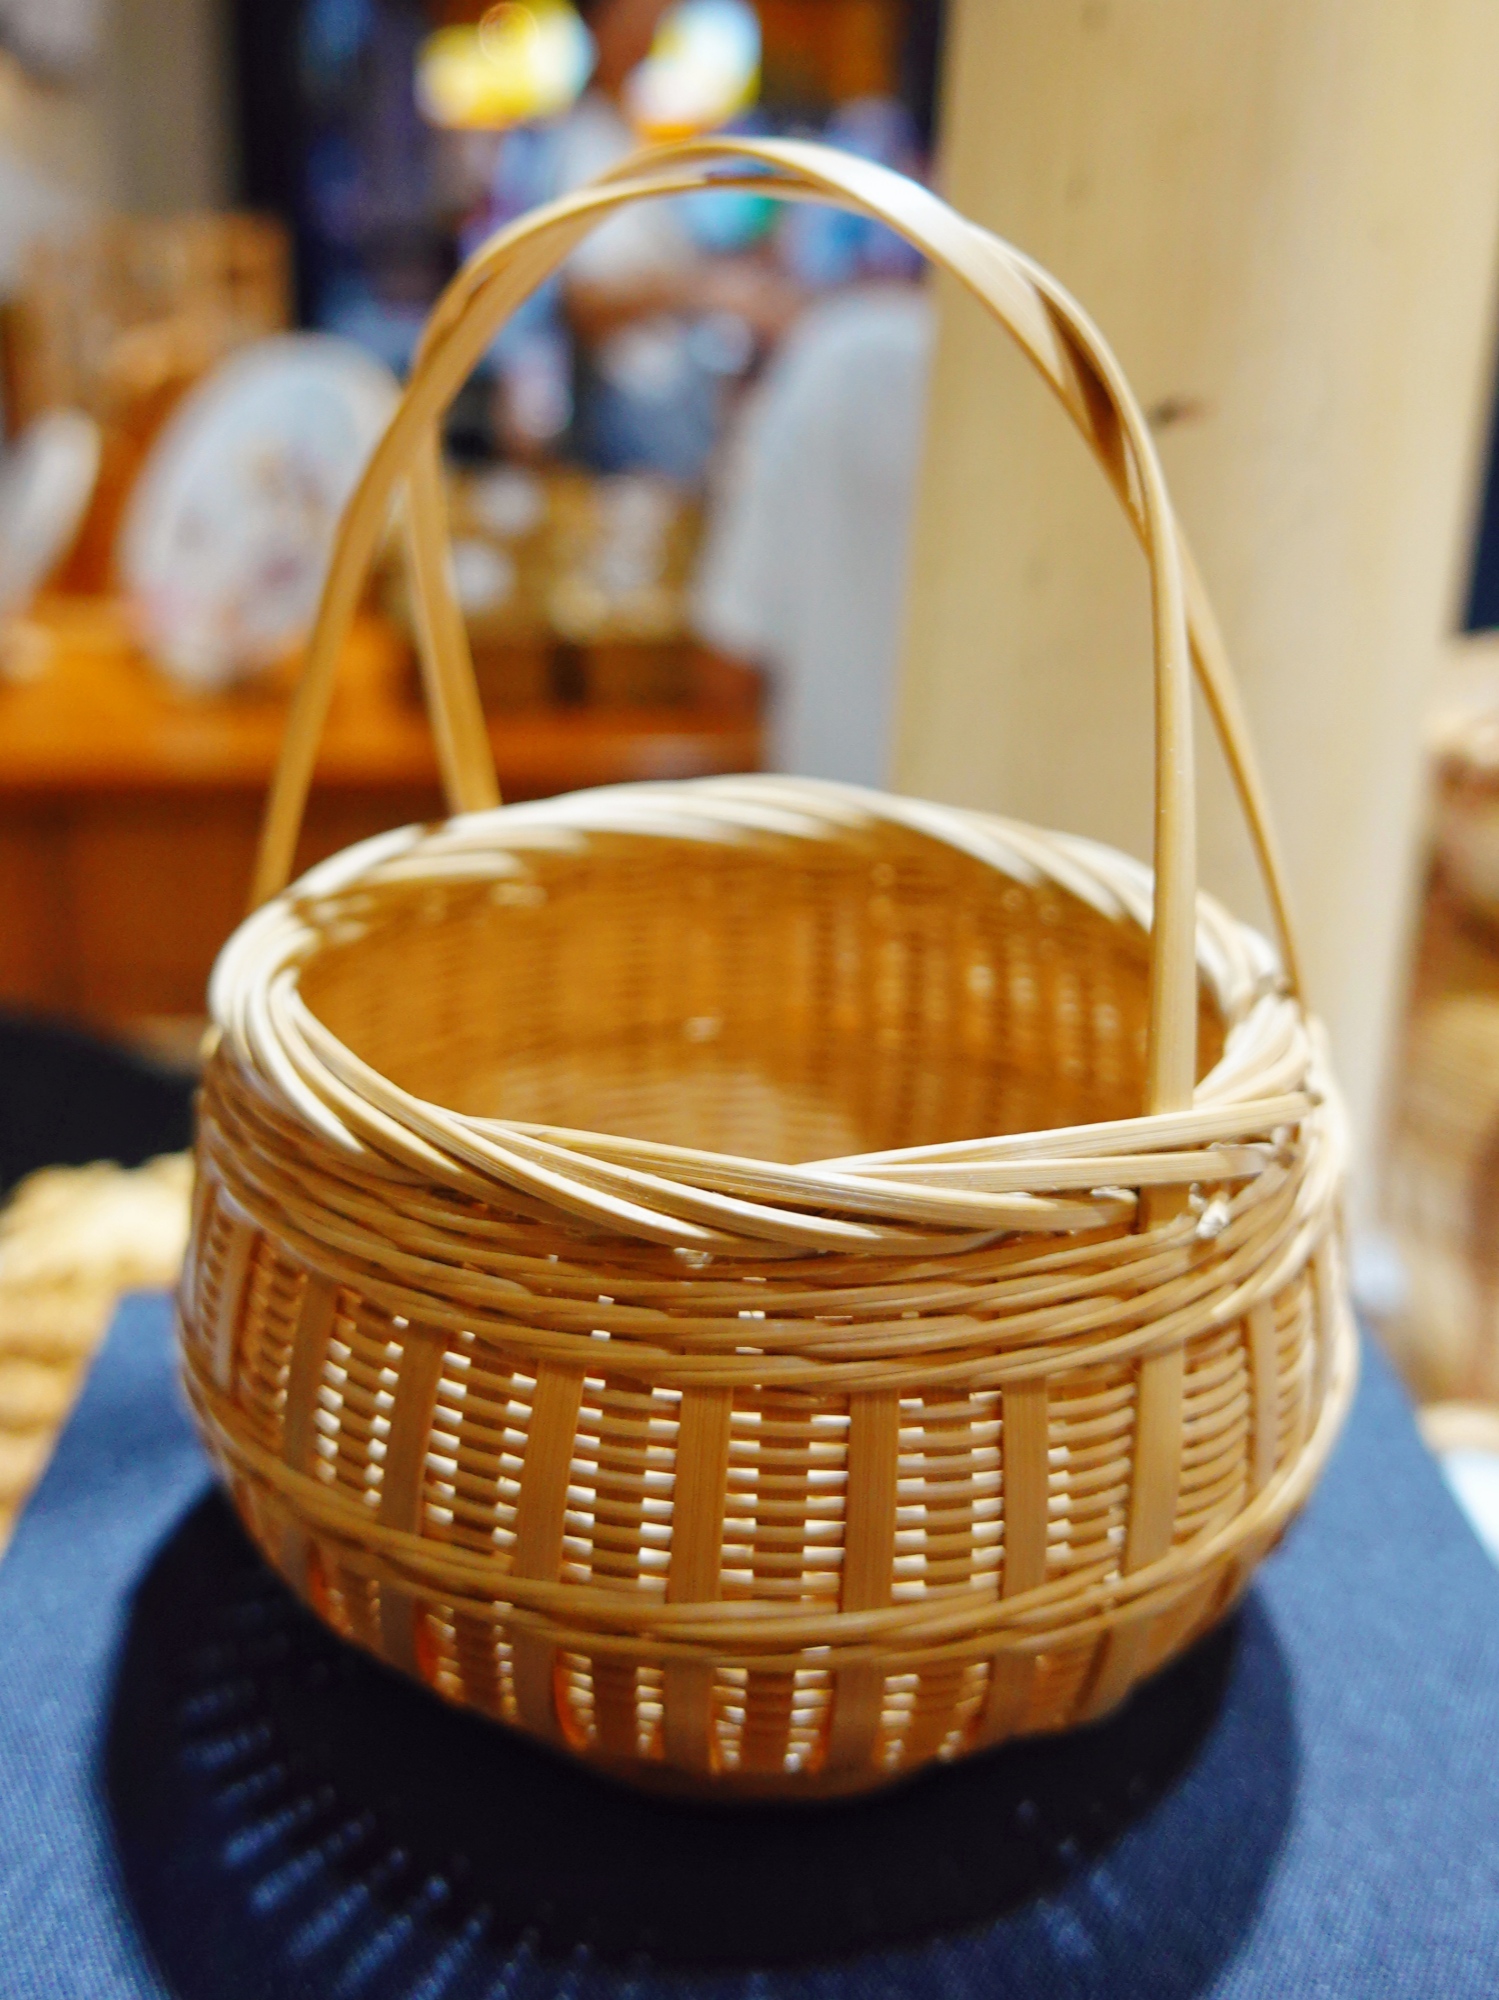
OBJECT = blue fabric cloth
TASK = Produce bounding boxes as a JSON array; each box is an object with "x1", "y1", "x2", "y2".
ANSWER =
[{"x1": 2, "y1": 1293, "x2": 1499, "y2": 1997}]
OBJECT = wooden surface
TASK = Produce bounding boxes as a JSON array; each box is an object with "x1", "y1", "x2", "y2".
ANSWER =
[
  {"x1": 896, "y1": 0, "x2": 1499, "y2": 1198},
  {"x1": 0, "y1": 599, "x2": 760, "y2": 1027}
]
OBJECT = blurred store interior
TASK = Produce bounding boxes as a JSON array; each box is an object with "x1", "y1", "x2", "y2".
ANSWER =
[
  {"x1": 0, "y1": 0, "x2": 945, "y2": 1037},
  {"x1": 7, "y1": 0, "x2": 1499, "y2": 1542}
]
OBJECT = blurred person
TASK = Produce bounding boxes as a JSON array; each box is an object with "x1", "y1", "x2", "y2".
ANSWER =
[
  {"x1": 302, "y1": 0, "x2": 444, "y2": 373},
  {"x1": 0, "y1": 0, "x2": 101, "y2": 78},
  {"x1": 457, "y1": 121, "x2": 576, "y2": 455},
  {"x1": 454, "y1": 0, "x2": 795, "y2": 470},
  {"x1": 776, "y1": 97, "x2": 926, "y2": 292},
  {"x1": 553, "y1": 0, "x2": 801, "y2": 478},
  {"x1": 0, "y1": 9, "x2": 100, "y2": 328},
  {"x1": 692, "y1": 278, "x2": 933, "y2": 786},
  {"x1": 690, "y1": 0, "x2": 945, "y2": 789}
]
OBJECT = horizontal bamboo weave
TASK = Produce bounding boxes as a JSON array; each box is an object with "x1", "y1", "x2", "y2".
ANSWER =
[
  {"x1": 179, "y1": 138, "x2": 1353, "y2": 1798},
  {"x1": 183, "y1": 779, "x2": 1352, "y2": 1795}
]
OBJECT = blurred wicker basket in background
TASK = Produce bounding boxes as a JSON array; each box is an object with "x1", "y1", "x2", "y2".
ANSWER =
[
  {"x1": 0, "y1": 1156, "x2": 190, "y2": 1549},
  {"x1": 1383, "y1": 652, "x2": 1499, "y2": 1404}
]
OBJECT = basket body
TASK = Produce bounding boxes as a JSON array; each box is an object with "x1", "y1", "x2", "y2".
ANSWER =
[
  {"x1": 182, "y1": 779, "x2": 1352, "y2": 1798},
  {"x1": 180, "y1": 136, "x2": 1354, "y2": 1797}
]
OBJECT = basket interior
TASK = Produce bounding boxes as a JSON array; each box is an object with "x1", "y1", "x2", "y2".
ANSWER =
[{"x1": 299, "y1": 818, "x2": 1227, "y2": 1164}]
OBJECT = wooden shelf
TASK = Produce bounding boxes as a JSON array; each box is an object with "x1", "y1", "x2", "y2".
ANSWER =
[{"x1": 0, "y1": 599, "x2": 761, "y2": 1028}]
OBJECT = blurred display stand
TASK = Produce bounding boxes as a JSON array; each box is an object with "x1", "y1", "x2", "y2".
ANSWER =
[
  {"x1": 5, "y1": 213, "x2": 288, "y2": 425},
  {"x1": 0, "y1": 594, "x2": 760, "y2": 1038},
  {"x1": 1382, "y1": 633, "x2": 1499, "y2": 1405},
  {"x1": 387, "y1": 464, "x2": 704, "y2": 710},
  {"x1": 1, "y1": 212, "x2": 291, "y2": 590},
  {"x1": 0, "y1": 0, "x2": 947, "y2": 1044}
]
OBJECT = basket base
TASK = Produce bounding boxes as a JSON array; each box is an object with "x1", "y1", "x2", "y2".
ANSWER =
[{"x1": 569, "y1": 1718, "x2": 1088, "y2": 1806}]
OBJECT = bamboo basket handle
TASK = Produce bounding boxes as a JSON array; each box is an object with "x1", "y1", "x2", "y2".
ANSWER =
[{"x1": 254, "y1": 136, "x2": 1302, "y2": 1120}]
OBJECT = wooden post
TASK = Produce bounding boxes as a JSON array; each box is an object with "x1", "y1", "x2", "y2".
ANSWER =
[{"x1": 896, "y1": 0, "x2": 1499, "y2": 1187}]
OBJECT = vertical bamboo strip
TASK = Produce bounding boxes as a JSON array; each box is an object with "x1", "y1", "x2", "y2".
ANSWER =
[
  {"x1": 1247, "y1": 1302, "x2": 1280, "y2": 1496},
  {"x1": 589, "y1": 1390, "x2": 650, "y2": 1761},
  {"x1": 281, "y1": 1273, "x2": 340, "y2": 1474},
  {"x1": 209, "y1": 1211, "x2": 257, "y2": 1394},
  {"x1": 1080, "y1": 1346, "x2": 1185, "y2": 1721},
  {"x1": 375, "y1": 1323, "x2": 448, "y2": 1672},
  {"x1": 179, "y1": 1159, "x2": 217, "y2": 1328},
  {"x1": 741, "y1": 1398, "x2": 813, "y2": 1776},
  {"x1": 663, "y1": 1385, "x2": 734, "y2": 1774},
  {"x1": 903, "y1": 1392, "x2": 977, "y2": 1766},
  {"x1": 509, "y1": 1362, "x2": 586, "y2": 1743},
  {"x1": 825, "y1": 1389, "x2": 900, "y2": 1777},
  {"x1": 977, "y1": 1378, "x2": 1049, "y2": 1745},
  {"x1": 1313, "y1": 1240, "x2": 1341, "y2": 1406},
  {"x1": 277, "y1": 1272, "x2": 341, "y2": 1587}
]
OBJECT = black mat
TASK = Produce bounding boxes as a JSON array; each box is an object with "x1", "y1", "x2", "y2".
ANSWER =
[
  {"x1": 0, "y1": 1014, "x2": 193, "y2": 1196},
  {"x1": 2, "y1": 1295, "x2": 1497, "y2": 1997}
]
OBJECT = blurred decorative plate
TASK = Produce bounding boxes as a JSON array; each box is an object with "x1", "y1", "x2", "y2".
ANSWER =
[
  {"x1": 119, "y1": 335, "x2": 398, "y2": 692},
  {"x1": 0, "y1": 409, "x2": 101, "y2": 621}
]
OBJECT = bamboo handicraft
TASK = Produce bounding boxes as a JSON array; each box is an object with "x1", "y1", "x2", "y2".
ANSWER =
[{"x1": 178, "y1": 139, "x2": 1354, "y2": 1798}]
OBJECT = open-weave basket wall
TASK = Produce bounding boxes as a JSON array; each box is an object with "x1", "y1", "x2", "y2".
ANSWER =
[
  {"x1": 178, "y1": 139, "x2": 1354, "y2": 1799},
  {"x1": 184, "y1": 781, "x2": 1351, "y2": 1795}
]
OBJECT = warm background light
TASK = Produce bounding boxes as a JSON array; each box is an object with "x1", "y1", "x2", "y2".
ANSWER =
[
  {"x1": 625, "y1": 0, "x2": 761, "y2": 141},
  {"x1": 416, "y1": 1, "x2": 595, "y2": 131}
]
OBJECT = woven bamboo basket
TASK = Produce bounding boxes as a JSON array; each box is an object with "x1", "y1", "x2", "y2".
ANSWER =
[{"x1": 179, "y1": 139, "x2": 1355, "y2": 1799}]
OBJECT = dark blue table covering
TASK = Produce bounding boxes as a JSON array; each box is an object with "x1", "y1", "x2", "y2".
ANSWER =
[{"x1": 2, "y1": 1293, "x2": 1498, "y2": 1998}]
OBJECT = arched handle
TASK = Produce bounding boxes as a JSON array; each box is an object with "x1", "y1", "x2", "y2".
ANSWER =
[{"x1": 254, "y1": 135, "x2": 1303, "y2": 1121}]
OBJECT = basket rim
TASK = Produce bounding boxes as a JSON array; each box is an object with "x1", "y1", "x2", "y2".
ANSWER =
[{"x1": 206, "y1": 774, "x2": 1329, "y2": 1250}]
